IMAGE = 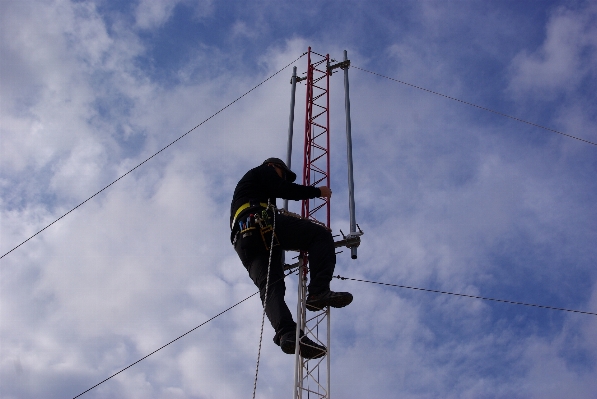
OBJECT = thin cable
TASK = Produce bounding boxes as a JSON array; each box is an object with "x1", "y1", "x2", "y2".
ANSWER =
[
  {"x1": 351, "y1": 65, "x2": 597, "y2": 147},
  {"x1": 334, "y1": 275, "x2": 597, "y2": 316},
  {"x1": 72, "y1": 292, "x2": 258, "y2": 399},
  {"x1": 72, "y1": 270, "x2": 595, "y2": 398},
  {"x1": 252, "y1": 202, "x2": 277, "y2": 399},
  {"x1": 2, "y1": 52, "x2": 307, "y2": 261},
  {"x1": 73, "y1": 267, "x2": 300, "y2": 399}
]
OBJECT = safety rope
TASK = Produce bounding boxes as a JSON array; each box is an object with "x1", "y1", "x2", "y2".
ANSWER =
[{"x1": 252, "y1": 201, "x2": 277, "y2": 399}]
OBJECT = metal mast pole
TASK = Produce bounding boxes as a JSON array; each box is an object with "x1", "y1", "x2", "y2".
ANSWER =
[
  {"x1": 284, "y1": 66, "x2": 298, "y2": 211},
  {"x1": 342, "y1": 50, "x2": 359, "y2": 259}
]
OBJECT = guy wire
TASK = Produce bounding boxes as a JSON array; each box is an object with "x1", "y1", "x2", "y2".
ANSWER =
[
  {"x1": 351, "y1": 65, "x2": 597, "y2": 147},
  {"x1": 72, "y1": 266, "x2": 300, "y2": 399},
  {"x1": 334, "y1": 275, "x2": 597, "y2": 316},
  {"x1": 1, "y1": 52, "x2": 307, "y2": 261},
  {"x1": 72, "y1": 269, "x2": 595, "y2": 398}
]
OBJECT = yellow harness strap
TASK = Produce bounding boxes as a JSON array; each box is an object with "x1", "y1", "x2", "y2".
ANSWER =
[{"x1": 231, "y1": 202, "x2": 268, "y2": 229}]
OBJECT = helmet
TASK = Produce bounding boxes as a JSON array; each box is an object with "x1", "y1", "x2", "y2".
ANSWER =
[{"x1": 262, "y1": 157, "x2": 297, "y2": 182}]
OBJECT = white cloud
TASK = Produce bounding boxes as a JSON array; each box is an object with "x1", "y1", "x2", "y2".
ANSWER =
[
  {"x1": 134, "y1": 0, "x2": 181, "y2": 30},
  {"x1": 1, "y1": 1, "x2": 596, "y2": 398},
  {"x1": 0, "y1": 0, "x2": 150, "y2": 210},
  {"x1": 508, "y1": 4, "x2": 597, "y2": 98},
  {"x1": 134, "y1": 0, "x2": 214, "y2": 30},
  {"x1": 231, "y1": 20, "x2": 255, "y2": 38}
]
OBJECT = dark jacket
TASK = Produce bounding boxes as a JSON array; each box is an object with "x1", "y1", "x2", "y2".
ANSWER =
[{"x1": 230, "y1": 164, "x2": 321, "y2": 228}]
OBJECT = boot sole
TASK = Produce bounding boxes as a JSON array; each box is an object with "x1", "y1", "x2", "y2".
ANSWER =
[
  {"x1": 281, "y1": 340, "x2": 296, "y2": 355},
  {"x1": 306, "y1": 293, "x2": 353, "y2": 311},
  {"x1": 282, "y1": 339, "x2": 326, "y2": 359},
  {"x1": 299, "y1": 340, "x2": 326, "y2": 359}
]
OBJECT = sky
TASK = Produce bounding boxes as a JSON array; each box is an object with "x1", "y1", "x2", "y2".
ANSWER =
[{"x1": 1, "y1": 0, "x2": 596, "y2": 398}]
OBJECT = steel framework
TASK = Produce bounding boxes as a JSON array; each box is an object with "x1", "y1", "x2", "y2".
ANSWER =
[
  {"x1": 293, "y1": 47, "x2": 332, "y2": 399},
  {"x1": 286, "y1": 47, "x2": 362, "y2": 399}
]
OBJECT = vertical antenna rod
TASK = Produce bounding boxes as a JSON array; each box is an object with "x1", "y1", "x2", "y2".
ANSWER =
[
  {"x1": 284, "y1": 66, "x2": 298, "y2": 211},
  {"x1": 343, "y1": 50, "x2": 358, "y2": 259}
]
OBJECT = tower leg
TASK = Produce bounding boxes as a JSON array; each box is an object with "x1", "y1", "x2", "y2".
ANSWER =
[{"x1": 293, "y1": 46, "x2": 331, "y2": 399}]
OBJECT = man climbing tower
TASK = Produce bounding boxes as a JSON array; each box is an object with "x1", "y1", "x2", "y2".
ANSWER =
[{"x1": 230, "y1": 158, "x2": 353, "y2": 359}]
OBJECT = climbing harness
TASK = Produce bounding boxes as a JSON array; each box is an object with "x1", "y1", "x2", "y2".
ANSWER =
[
  {"x1": 231, "y1": 201, "x2": 268, "y2": 229},
  {"x1": 233, "y1": 202, "x2": 281, "y2": 251},
  {"x1": 252, "y1": 200, "x2": 277, "y2": 399}
]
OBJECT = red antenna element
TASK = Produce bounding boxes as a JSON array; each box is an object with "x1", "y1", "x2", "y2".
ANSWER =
[
  {"x1": 293, "y1": 47, "x2": 333, "y2": 399},
  {"x1": 302, "y1": 48, "x2": 331, "y2": 227}
]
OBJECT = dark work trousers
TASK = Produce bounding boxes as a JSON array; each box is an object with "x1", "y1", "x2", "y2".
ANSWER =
[{"x1": 233, "y1": 212, "x2": 336, "y2": 345}]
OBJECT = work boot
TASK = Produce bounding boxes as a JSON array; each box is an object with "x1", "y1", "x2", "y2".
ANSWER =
[
  {"x1": 279, "y1": 331, "x2": 327, "y2": 359},
  {"x1": 306, "y1": 290, "x2": 353, "y2": 311}
]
